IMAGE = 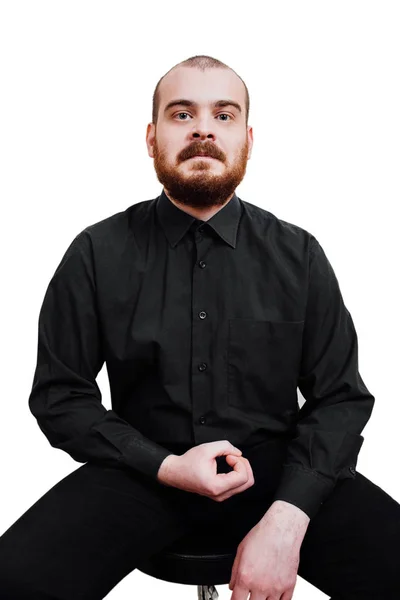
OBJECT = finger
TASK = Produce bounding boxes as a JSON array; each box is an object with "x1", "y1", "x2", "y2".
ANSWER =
[
  {"x1": 225, "y1": 454, "x2": 253, "y2": 476},
  {"x1": 228, "y1": 458, "x2": 248, "y2": 479},
  {"x1": 224, "y1": 454, "x2": 253, "y2": 476},
  {"x1": 212, "y1": 465, "x2": 248, "y2": 498},
  {"x1": 220, "y1": 464, "x2": 248, "y2": 487},
  {"x1": 231, "y1": 457, "x2": 253, "y2": 483},
  {"x1": 215, "y1": 458, "x2": 254, "y2": 500},
  {"x1": 225, "y1": 453, "x2": 242, "y2": 463},
  {"x1": 215, "y1": 467, "x2": 251, "y2": 498},
  {"x1": 231, "y1": 582, "x2": 249, "y2": 598},
  {"x1": 228, "y1": 547, "x2": 241, "y2": 590},
  {"x1": 208, "y1": 440, "x2": 242, "y2": 457},
  {"x1": 280, "y1": 590, "x2": 294, "y2": 600}
]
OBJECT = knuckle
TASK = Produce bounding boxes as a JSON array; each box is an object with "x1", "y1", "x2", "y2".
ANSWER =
[
  {"x1": 207, "y1": 487, "x2": 217, "y2": 499},
  {"x1": 238, "y1": 572, "x2": 253, "y2": 588},
  {"x1": 271, "y1": 579, "x2": 288, "y2": 594},
  {"x1": 272, "y1": 584, "x2": 285, "y2": 595},
  {"x1": 208, "y1": 482, "x2": 220, "y2": 497}
]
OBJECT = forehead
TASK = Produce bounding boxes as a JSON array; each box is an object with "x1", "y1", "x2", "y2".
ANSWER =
[{"x1": 159, "y1": 66, "x2": 246, "y2": 112}]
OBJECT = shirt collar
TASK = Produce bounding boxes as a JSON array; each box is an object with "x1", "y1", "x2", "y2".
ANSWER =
[{"x1": 156, "y1": 187, "x2": 242, "y2": 249}]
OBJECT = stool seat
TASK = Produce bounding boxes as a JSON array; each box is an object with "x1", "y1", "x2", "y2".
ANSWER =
[{"x1": 137, "y1": 522, "x2": 239, "y2": 586}]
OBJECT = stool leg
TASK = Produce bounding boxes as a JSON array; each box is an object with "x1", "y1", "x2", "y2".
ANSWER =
[{"x1": 197, "y1": 584, "x2": 219, "y2": 599}]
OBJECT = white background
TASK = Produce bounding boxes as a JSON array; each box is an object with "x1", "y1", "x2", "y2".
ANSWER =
[{"x1": 0, "y1": 1, "x2": 399, "y2": 598}]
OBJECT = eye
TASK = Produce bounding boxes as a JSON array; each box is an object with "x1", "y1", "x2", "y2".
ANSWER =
[{"x1": 173, "y1": 112, "x2": 233, "y2": 121}]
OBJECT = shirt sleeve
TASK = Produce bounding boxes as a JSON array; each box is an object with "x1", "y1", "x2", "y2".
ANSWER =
[
  {"x1": 270, "y1": 235, "x2": 375, "y2": 519},
  {"x1": 28, "y1": 229, "x2": 173, "y2": 481}
]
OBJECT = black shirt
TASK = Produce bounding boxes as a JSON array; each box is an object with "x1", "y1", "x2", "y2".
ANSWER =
[{"x1": 28, "y1": 188, "x2": 375, "y2": 519}]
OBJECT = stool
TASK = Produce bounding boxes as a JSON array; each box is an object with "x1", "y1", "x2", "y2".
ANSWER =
[{"x1": 136, "y1": 521, "x2": 239, "y2": 599}]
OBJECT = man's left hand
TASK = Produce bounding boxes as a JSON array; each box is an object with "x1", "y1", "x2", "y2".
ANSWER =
[{"x1": 228, "y1": 500, "x2": 310, "y2": 599}]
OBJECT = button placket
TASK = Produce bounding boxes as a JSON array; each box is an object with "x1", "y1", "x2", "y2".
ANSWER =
[{"x1": 190, "y1": 221, "x2": 213, "y2": 445}]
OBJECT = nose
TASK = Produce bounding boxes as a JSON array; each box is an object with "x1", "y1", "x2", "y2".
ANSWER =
[
  {"x1": 190, "y1": 120, "x2": 216, "y2": 141},
  {"x1": 191, "y1": 131, "x2": 215, "y2": 141}
]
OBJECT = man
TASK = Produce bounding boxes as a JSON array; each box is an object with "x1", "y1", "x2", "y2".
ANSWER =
[{"x1": 0, "y1": 54, "x2": 398, "y2": 599}]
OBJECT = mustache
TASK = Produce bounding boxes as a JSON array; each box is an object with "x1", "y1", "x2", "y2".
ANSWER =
[{"x1": 180, "y1": 143, "x2": 224, "y2": 161}]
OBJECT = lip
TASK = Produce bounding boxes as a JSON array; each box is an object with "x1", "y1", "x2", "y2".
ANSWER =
[{"x1": 190, "y1": 155, "x2": 215, "y2": 159}]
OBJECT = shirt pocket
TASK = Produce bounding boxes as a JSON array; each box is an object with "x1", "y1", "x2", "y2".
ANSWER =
[{"x1": 227, "y1": 318, "x2": 304, "y2": 417}]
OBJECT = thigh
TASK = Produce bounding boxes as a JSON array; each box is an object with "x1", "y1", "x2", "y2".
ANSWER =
[
  {"x1": 209, "y1": 465, "x2": 400, "y2": 599},
  {"x1": 297, "y1": 470, "x2": 400, "y2": 599},
  {"x1": 0, "y1": 462, "x2": 211, "y2": 600}
]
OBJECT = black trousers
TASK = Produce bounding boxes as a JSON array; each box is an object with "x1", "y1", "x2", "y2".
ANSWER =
[{"x1": 0, "y1": 439, "x2": 399, "y2": 599}]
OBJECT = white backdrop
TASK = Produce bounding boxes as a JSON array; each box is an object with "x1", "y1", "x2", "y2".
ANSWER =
[{"x1": 0, "y1": 1, "x2": 399, "y2": 598}]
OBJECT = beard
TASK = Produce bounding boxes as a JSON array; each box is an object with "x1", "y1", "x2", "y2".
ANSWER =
[{"x1": 152, "y1": 136, "x2": 249, "y2": 209}]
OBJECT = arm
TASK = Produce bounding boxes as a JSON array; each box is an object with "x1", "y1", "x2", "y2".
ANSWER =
[
  {"x1": 28, "y1": 229, "x2": 173, "y2": 480},
  {"x1": 270, "y1": 235, "x2": 375, "y2": 519}
]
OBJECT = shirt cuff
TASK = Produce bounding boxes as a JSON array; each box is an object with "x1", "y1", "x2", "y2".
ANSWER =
[
  {"x1": 270, "y1": 465, "x2": 335, "y2": 520},
  {"x1": 119, "y1": 439, "x2": 174, "y2": 482}
]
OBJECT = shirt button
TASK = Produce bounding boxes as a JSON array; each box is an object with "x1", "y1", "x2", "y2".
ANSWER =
[
  {"x1": 198, "y1": 226, "x2": 204, "y2": 233},
  {"x1": 349, "y1": 466, "x2": 356, "y2": 475},
  {"x1": 199, "y1": 311, "x2": 207, "y2": 319},
  {"x1": 199, "y1": 416, "x2": 206, "y2": 425},
  {"x1": 198, "y1": 362, "x2": 207, "y2": 371},
  {"x1": 199, "y1": 261, "x2": 206, "y2": 268}
]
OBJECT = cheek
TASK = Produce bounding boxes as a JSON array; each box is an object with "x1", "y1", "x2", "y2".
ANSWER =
[
  {"x1": 161, "y1": 124, "x2": 184, "y2": 145},
  {"x1": 156, "y1": 143, "x2": 176, "y2": 164},
  {"x1": 159, "y1": 138, "x2": 182, "y2": 162}
]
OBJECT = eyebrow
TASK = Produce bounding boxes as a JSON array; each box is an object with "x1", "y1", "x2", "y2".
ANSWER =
[{"x1": 164, "y1": 99, "x2": 242, "y2": 115}]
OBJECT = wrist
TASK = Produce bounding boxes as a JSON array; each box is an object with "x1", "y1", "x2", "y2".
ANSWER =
[
  {"x1": 260, "y1": 500, "x2": 310, "y2": 538},
  {"x1": 157, "y1": 454, "x2": 179, "y2": 486},
  {"x1": 268, "y1": 500, "x2": 310, "y2": 523}
]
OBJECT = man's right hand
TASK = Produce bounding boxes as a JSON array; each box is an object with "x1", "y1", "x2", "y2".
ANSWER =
[{"x1": 157, "y1": 440, "x2": 254, "y2": 502}]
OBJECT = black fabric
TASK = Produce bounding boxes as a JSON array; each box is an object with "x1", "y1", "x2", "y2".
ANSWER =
[
  {"x1": 0, "y1": 457, "x2": 399, "y2": 598},
  {"x1": 27, "y1": 187, "x2": 375, "y2": 519}
]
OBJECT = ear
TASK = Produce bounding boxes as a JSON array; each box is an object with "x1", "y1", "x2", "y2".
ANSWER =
[
  {"x1": 146, "y1": 122, "x2": 156, "y2": 158},
  {"x1": 247, "y1": 125, "x2": 254, "y2": 159}
]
